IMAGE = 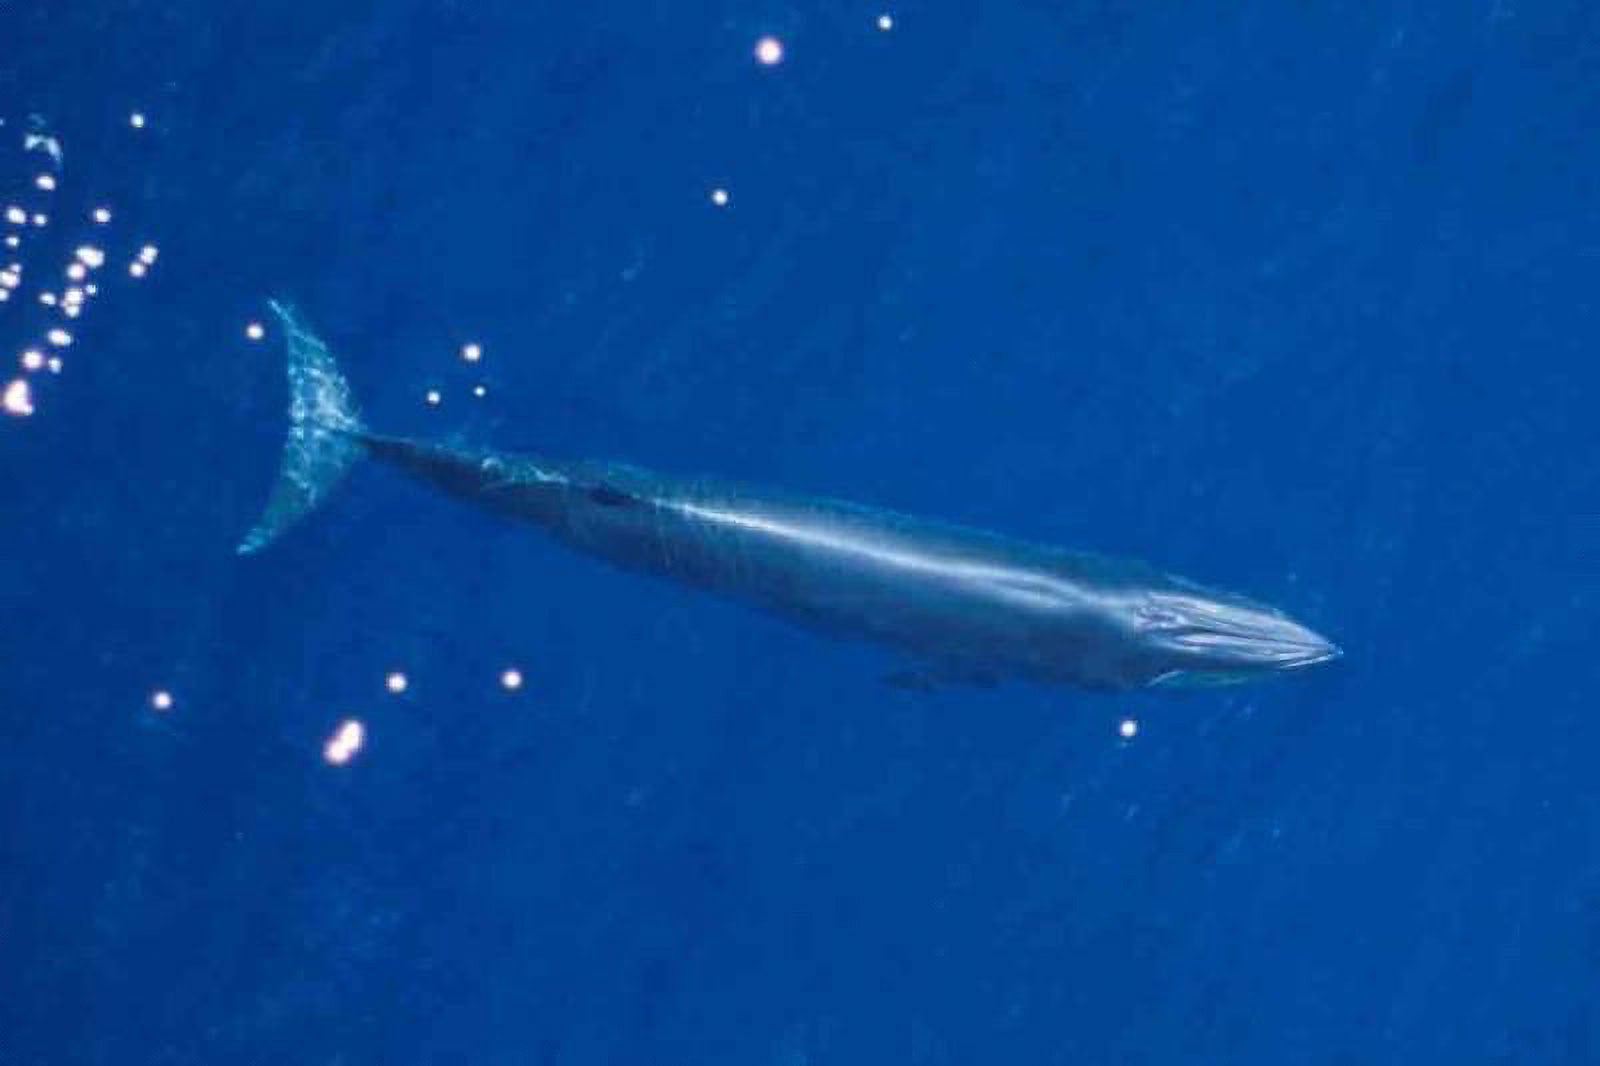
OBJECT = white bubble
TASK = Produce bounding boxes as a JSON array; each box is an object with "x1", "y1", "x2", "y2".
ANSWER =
[
  {"x1": 500, "y1": 667, "x2": 524, "y2": 691},
  {"x1": 23, "y1": 133, "x2": 62, "y2": 164},
  {"x1": 20, "y1": 349, "x2": 44, "y2": 370},
  {"x1": 150, "y1": 690, "x2": 174, "y2": 711},
  {"x1": 3, "y1": 206, "x2": 23, "y2": 225},
  {"x1": 1118, "y1": 717, "x2": 1139, "y2": 739},
  {"x1": 385, "y1": 671, "x2": 408, "y2": 694},
  {"x1": 710, "y1": 187, "x2": 730, "y2": 207},
  {"x1": 137, "y1": 244, "x2": 158, "y2": 264},
  {"x1": 323, "y1": 718, "x2": 366, "y2": 765},
  {"x1": 424, "y1": 389, "x2": 441, "y2": 406},
  {"x1": 0, "y1": 267, "x2": 18, "y2": 289},
  {"x1": 46, "y1": 356, "x2": 62, "y2": 374},
  {"x1": 754, "y1": 36, "x2": 784, "y2": 65},
  {"x1": 129, "y1": 112, "x2": 146, "y2": 129},
  {"x1": 93, "y1": 206, "x2": 112, "y2": 224},
  {"x1": 66, "y1": 263, "x2": 86, "y2": 281},
  {"x1": 84, "y1": 283, "x2": 97, "y2": 295},
  {"x1": 31, "y1": 213, "x2": 46, "y2": 227},
  {"x1": 460, "y1": 342, "x2": 482, "y2": 363},
  {"x1": 74, "y1": 245, "x2": 106, "y2": 269},
  {"x1": 3, "y1": 235, "x2": 17, "y2": 248},
  {"x1": 245, "y1": 321, "x2": 265, "y2": 341},
  {"x1": 472, "y1": 384, "x2": 487, "y2": 398},
  {"x1": 129, "y1": 261, "x2": 147, "y2": 278},
  {"x1": 35, "y1": 174, "x2": 56, "y2": 191},
  {"x1": 46, "y1": 328, "x2": 71, "y2": 347},
  {"x1": 877, "y1": 13, "x2": 894, "y2": 30},
  {"x1": 3, "y1": 378, "x2": 34, "y2": 416},
  {"x1": 38, "y1": 291, "x2": 56, "y2": 305}
]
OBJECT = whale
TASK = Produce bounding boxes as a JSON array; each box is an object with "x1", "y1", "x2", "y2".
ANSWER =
[{"x1": 238, "y1": 302, "x2": 1340, "y2": 691}]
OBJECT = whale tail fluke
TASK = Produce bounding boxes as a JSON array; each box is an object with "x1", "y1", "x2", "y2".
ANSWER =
[{"x1": 236, "y1": 301, "x2": 366, "y2": 554}]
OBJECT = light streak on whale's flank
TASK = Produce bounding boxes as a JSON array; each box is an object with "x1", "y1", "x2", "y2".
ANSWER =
[{"x1": 666, "y1": 499, "x2": 1086, "y2": 612}]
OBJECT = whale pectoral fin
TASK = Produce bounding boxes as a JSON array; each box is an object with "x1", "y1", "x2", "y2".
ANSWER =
[{"x1": 883, "y1": 662, "x2": 1001, "y2": 691}]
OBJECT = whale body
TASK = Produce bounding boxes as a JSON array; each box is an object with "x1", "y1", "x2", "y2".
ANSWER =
[{"x1": 239, "y1": 303, "x2": 1340, "y2": 691}]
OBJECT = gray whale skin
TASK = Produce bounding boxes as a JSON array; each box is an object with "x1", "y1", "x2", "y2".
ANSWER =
[{"x1": 239, "y1": 302, "x2": 1340, "y2": 692}]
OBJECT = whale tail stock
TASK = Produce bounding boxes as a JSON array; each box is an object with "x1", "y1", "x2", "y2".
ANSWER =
[{"x1": 236, "y1": 301, "x2": 367, "y2": 554}]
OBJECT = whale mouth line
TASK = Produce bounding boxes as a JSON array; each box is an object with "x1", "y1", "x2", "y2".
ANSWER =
[
  {"x1": 1284, "y1": 643, "x2": 1342, "y2": 669},
  {"x1": 1168, "y1": 630, "x2": 1340, "y2": 662},
  {"x1": 1148, "y1": 640, "x2": 1341, "y2": 688}
]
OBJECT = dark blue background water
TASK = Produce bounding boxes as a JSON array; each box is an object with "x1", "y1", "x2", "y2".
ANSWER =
[{"x1": 4, "y1": 3, "x2": 1597, "y2": 1063}]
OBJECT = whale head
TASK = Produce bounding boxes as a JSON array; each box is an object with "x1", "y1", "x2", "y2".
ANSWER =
[{"x1": 1133, "y1": 581, "x2": 1341, "y2": 688}]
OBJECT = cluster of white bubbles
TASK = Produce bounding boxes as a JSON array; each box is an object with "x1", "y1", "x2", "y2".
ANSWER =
[
  {"x1": 1, "y1": 113, "x2": 159, "y2": 419},
  {"x1": 4, "y1": 116, "x2": 543, "y2": 749}
]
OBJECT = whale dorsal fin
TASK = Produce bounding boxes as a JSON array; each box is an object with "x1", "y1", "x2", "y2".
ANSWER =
[{"x1": 587, "y1": 483, "x2": 638, "y2": 507}]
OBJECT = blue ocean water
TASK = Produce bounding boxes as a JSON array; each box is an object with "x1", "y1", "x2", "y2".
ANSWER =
[{"x1": 3, "y1": 2, "x2": 1597, "y2": 1062}]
